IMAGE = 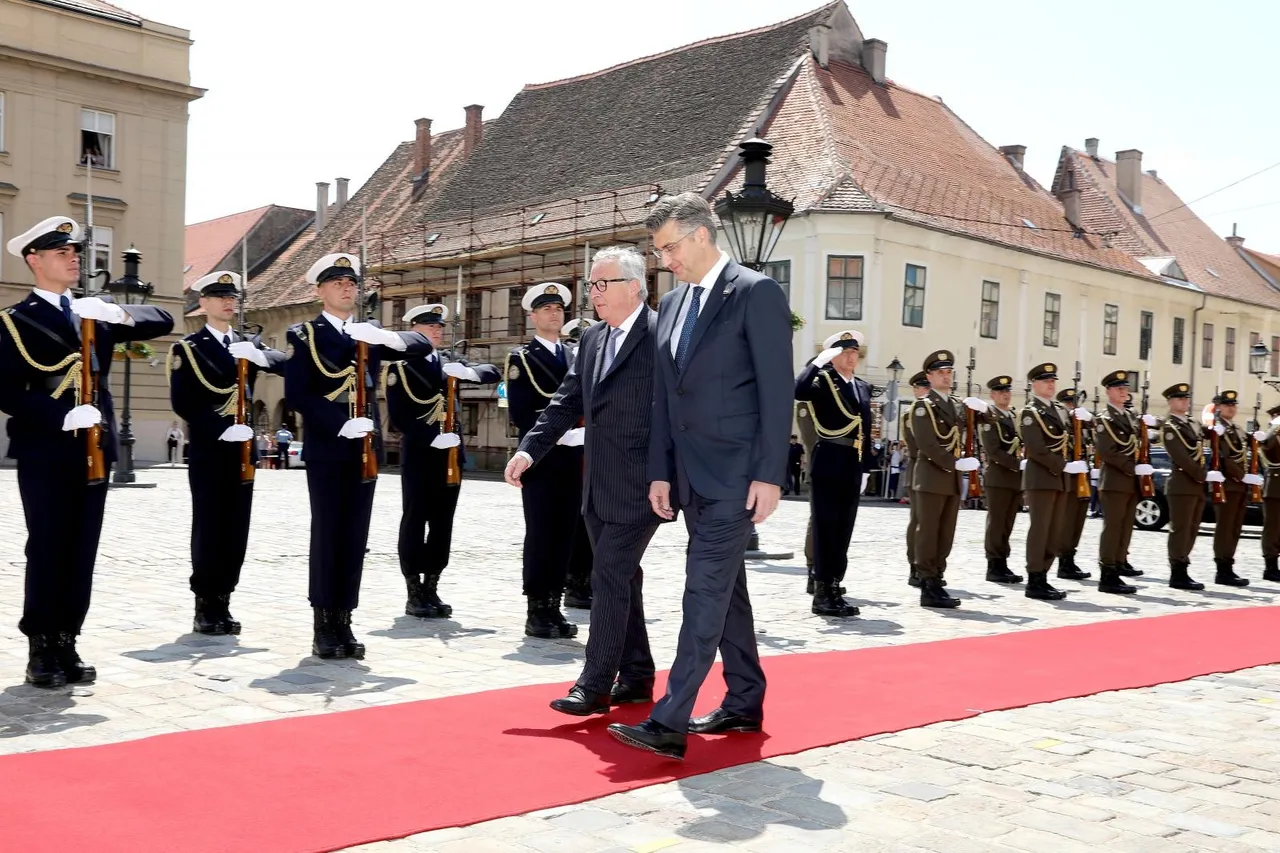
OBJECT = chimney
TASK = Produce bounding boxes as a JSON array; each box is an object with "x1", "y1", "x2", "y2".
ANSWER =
[
  {"x1": 861, "y1": 39, "x2": 887, "y2": 84},
  {"x1": 1147, "y1": 169, "x2": 1158, "y2": 181},
  {"x1": 413, "y1": 117, "x2": 433, "y2": 185},
  {"x1": 1226, "y1": 222, "x2": 1245, "y2": 249},
  {"x1": 1084, "y1": 137, "x2": 1099, "y2": 158},
  {"x1": 1059, "y1": 167, "x2": 1082, "y2": 231},
  {"x1": 315, "y1": 181, "x2": 329, "y2": 233},
  {"x1": 335, "y1": 177, "x2": 350, "y2": 211},
  {"x1": 1116, "y1": 149, "x2": 1143, "y2": 213},
  {"x1": 809, "y1": 25, "x2": 830, "y2": 68},
  {"x1": 999, "y1": 144, "x2": 1027, "y2": 171},
  {"x1": 464, "y1": 105, "x2": 484, "y2": 157}
]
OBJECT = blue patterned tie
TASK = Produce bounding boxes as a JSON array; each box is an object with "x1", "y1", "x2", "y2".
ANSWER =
[
  {"x1": 602, "y1": 326, "x2": 623, "y2": 376},
  {"x1": 674, "y1": 286, "x2": 702, "y2": 372},
  {"x1": 60, "y1": 294, "x2": 75, "y2": 329},
  {"x1": 554, "y1": 343, "x2": 567, "y2": 368}
]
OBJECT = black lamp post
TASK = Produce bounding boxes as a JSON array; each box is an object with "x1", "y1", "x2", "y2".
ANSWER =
[
  {"x1": 1249, "y1": 341, "x2": 1272, "y2": 432},
  {"x1": 107, "y1": 246, "x2": 153, "y2": 485},
  {"x1": 716, "y1": 137, "x2": 795, "y2": 560}
]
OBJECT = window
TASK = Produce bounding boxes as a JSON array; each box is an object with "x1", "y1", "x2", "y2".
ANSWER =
[
  {"x1": 902, "y1": 264, "x2": 926, "y2": 327},
  {"x1": 1139, "y1": 311, "x2": 1153, "y2": 361},
  {"x1": 1201, "y1": 323, "x2": 1214, "y2": 369},
  {"x1": 1043, "y1": 293, "x2": 1061, "y2": 347},
  {"x1": 507, "y1": 287, "x2": 524, "y2": 337},
  {"x1": 464, "y1": 291, "x2": 482, "y2": 341},
  {"x1": 88, "y1": 225, "x2": 112, "y2": 277},
  {"x1": 460, "y1": 403, "x2": 479, "y2": 438},
  {"x1": 1225, "y1": 327, "x2": 1236, "y2": 371},
  {"x1": 979, "y1": 280, "x2": 999, "y2": 338},
  {"x1": 79, "y1": 109, "x2": 116, "y2": 169},
  {"x1": 763, "y1": 260, "x2": 791, "y2": 303},
  {"x1": 1103, "y1": 303, "x2": 1118, "y2": 355},
  {"x1": 1272, "y1": 336, "x2": 1279, "y2": 378},
  {"x1": 825, "y1": 256, "x2": 863, "y2": 320},
  {"x1": 391, "y1": 298, "x2": 406, "y2": 330},
  {"x1": 1172, "y1": 317, "x2": 1185, "y2": 364}
]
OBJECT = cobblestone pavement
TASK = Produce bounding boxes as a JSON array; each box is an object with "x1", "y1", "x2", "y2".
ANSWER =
[{"x1": 1, "y1": 468, "x2": 1277, "y2": 852}]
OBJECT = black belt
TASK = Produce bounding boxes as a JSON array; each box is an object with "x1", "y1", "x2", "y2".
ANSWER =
[
  {"x1": 819, "y1": 436, "x2": 859, "y2": 448},
  {"x1": 30, "y1": 375, "x2": 70, "y2": 393}
]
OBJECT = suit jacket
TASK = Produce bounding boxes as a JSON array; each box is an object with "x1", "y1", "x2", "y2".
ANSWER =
[
  {"x1": 980, "y1": 406, "x2": 1023, "y2": 492},
  {"x1": 1095, "y1": 403, "x2": 1139, "y2": 493},
  {"x1": 284, "y1": 315, "x2": 432, "y2": 465},
  {"x1": 793, "y1": 363, "x2": 873, "y2": 469},
  {"x1": 521, "y1": 307, "x2": 660, "y2": 526},
  {"x1": 384, "y1": 351, "x2": 499, "y2": 464},
  {"x1": 910, "y1": 389, "x2": 962, "y2": 496},
  {"x1": 1021, "y1": 396, "x2": 1069, "y2": 492},
  {"x1": 504, "y1": 338, "x2": 574, "y2": 437},
  {"x1": 1161, "y1": 414, "x2": 1207, "y2": 497},
  {"x1": 0, "y1": 293, "x2": 173, "y2": 464},
  {"x1": 648, "y1": 260, "x2": 793, "y2": 503}
]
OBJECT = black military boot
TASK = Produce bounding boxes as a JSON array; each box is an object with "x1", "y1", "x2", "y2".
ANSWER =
[
  {"x1": 1098, "y1": 564, "x2": 1137, "y2": 594},
  {"x1": 812, "y1": 581, "x2": 859, "y2": 617},
  {"x1": 312, "y1": 608, "x2": 347, "y2": 659},
  {"x1": 1169, "y1": 559, "x2": 1204, "y2": 591},
  {"x1": 546, "y1": 595, "x2": 579, "y2": 638},
  {"x1": 563, "y1": 581, "x2": 592, "y2": 610},
  {"x1": 1056, "y1": 551, "x2": 1091, "y2": 580},
  {"x1": 524, "y1": 597, "x2": 559, "y2": 639},
  {"x1": 193, "y1": 596, "x2": 228, "y2": 635},
  {"x1": 1118, "y1": 562, "x2": 1144, "y2": 577},
  {"x1": 806, "y1": 567, "x2": 816, "y2": 595},
  {"x1": 336, "y1": 610, "x2": 366, "y2": 659},
  {"x1": 907, "y1": 565, "x2": 920, "y2": 588},
  {"x1": 404, "y1": 575, "x2": 433, "y2": 618},
  {"x1": 25, "y1": 635, "x2": 66, "y2": 689},
  {"x1": 920, "y1": 578, "x2": 960, "y2": 608},
  {"x1": 1214, "y1": 558, "x2": 1250, "y2": 587},
  {"x1": 216, "y1": 593, "x2": 242, "y2": 635},
  {"x1": 1026, "y1": 572, "x2": 1067, "y2": 600},
  {"x1": 420, "y1": 573, "x2": 452, "y2": 618},
  {"x1": 1263, "y1": 556, "x2": 1280, "y2": 583},
  {"x1": 54, "y1": 632, "x2": 96, "y2": 684},
  {"x1": 986, "y1": 558, "x2": 1024, "y2": 585}
]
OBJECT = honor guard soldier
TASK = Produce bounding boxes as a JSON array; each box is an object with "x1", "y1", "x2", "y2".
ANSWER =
[
  {"x1": 285, "y1": 253, "x2": 433, "y2": 658},
  {"x1": 794, "y1": 330, "x2": 872, "y2": 617},
  {"x1": 505, "y1": 282, "x2": 584, "y2": 637},
  {"x1": 1092, "y1": 371, "x2": 1158, "y2": 593},
  {"x1": 1054, "y1": 388, "x2": 1094, "y2": 581},
  {"x1": 978, "y1": 375, "x2": 1024, "y2": 584},
  {"x1": 912, "y1": 350, "x2": 977, "y2": 608},
  {"x1": 0, "y1": 216, "x2": 174, "y2": 687},
  {"x1": 385, "y1": 303, "x2": 499, "y2": 619},
  {"x1": 1256, "y1": 403, "x2": 1280, "y2": 583},
  {"x1": 1020, "y1": 363, "x2": 1078, "y2": 601},
  {"x1": 1203, "y1": 390, "x2": 1255, "y2": 586},
  {"x1": 560, "y1": 317, "x2": 596, "y2": 610},
  {"x1": 903, "y1": 370, "x2": 933, "y2": 588},
  {"x1": 1160, "y1": 383, "x2": 1209, "y2": 589},
  {"x1": 170, "y1": 271, "x2": 286, "y2": 634}
]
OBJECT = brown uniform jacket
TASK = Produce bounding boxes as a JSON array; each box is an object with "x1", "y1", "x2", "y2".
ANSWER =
[
  {"x1": 1262, "y1": 426, "x2": 1280, "y2": 499},
  {"x1": 911, "y1": 389, "x2": 962, "y2": 496},
  {"x1": 1219, "y1": 420, "x2": 1248, "y2": 494},
  {"x1": 1020, "y1": 396, "x2": 1069, "y2": 492},
  {"x1": 980, "y1": 406, "x2": 1022, "y2": 491},
  {"x1": 1095, "y1": 404, "x2": 1139, "y2": 493},
  {"x1": 1161, "y1": 414, "x2": 1207, "y2": 497}
]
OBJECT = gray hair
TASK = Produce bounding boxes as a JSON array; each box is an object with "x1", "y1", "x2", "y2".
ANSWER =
[
  {"x1": 591, "y1": 245, "x2": 648, "y2": 300},
  {"x1": 644, "y1": 192, "x2": 717, "y2": 245}
]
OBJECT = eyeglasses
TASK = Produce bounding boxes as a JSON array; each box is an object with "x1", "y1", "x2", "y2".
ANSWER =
[
  {"x1": 585, "y1": 278, "x2": 630, "y2": 293},
  {"x1": 650, "y1": 230, "x2": 694, "y2": 260}
]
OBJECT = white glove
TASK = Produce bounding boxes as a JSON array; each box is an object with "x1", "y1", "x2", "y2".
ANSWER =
[
  {"x1": 218, "y1": 424, "x2": 254, "y2": 442},
  {"x1": 1254, "y1": 431, "x2": 1269, "y2": 443},
  {"x1": 1201, "y1": 404, "x2": 1217, "y2": 428},
  {"x1": 1141, "y1": 414, "x2": 1158, "y2": 427},
  {"x1": 812, "y1": 347, "x2": 841, "y2": 368},
  {"x1": 962, "y1": 397, "x2": 988, "y2": 413},
  {"x1": 346, "y1": 322, "x2": 405, "y2": 351},
  {"x1": 556, "y1": 427, "x2": 585, "y2": 447},
  {"x1": 228, "y1": 341, "x2": 269, "y2": 367},
  {"x1": 1213, "y1": 424, "x2": 1226, "y2": 436},
  {"x1": 1244, "y1": 473, "x2": 1264, "y2": 487},
  {"x1": 62, "y1": 404, "x2": 101, "y2": 431},
  {"x1": 1064, "y1": 460, "x2": 1089, "y2": 474},
  {"x1": 1272, "y1": 416, "x2": 1280, "y2": 427},
  {"x1": 338, "y1": 417, "x2": 374, "y2": 439},
  {"x1": 955, "y1": 456, "x2": 980, "y2": 472},
  {"x1": 1072, "y1": 407, "x2": 1093, "y2": 422},
  {"x1": 70, "y1": 296, "x2": 127, "y2": 324},
  {"x1": 430, "y1": 432, "x2": 461, "y2": 449},
  {"x1": 1206, "y1": 470, "x2": 1226, "y2": 483},
  {"x1": 1019, "y1": 459, "x2": 1028, "y2": 471},
  {"x1": 442, "y1": 362, "x2": 480, "y2": 382},
  {"x1": 1134, "y1": 464, "x2": 1155, "y2": 476}
]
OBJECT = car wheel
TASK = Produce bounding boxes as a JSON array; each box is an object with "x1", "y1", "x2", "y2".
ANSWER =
[{"x1": 1134, "y1": 496, "x2": 1168, "y2": 531}]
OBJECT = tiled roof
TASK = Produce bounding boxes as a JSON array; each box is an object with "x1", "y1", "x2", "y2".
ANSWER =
[
  {"x1": 425, "y1": 2, "x2": 840, "y2": 219},
  {"x1": 32, "y1": 0, "x2": 142, "y2": 24},
  {"x1": 184, "y1": 206, "x2": 273, "y2": 290},
  {"x1": 1056, "y1": 149, "x2": 1280, "y2": 309}
]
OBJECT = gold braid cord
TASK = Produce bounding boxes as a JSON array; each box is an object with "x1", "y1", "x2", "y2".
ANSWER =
[
  {"x1": 810, "y1": 371, "x2": 862, "y2": 444},
  {"x1": 1099, "y1": 411, "x2": 1139, "y2": 459},
  {"x1": 516, "y1": 349, "x2": 557, "y2": 399},
  {"x1": 1162, "y1": 418, "x2": 1203, "y2": 453},
  {"x1": 1223, "y1": 426, "x2": 1248, "y2": 465},
  {"x1": 994, "y1": 409, "x2": 1022, "y2": 455},
  {"x1": 169, "y1": 340, "x2": 238, "y2": 417},
  {"x1": 389, "y1": 362, "x2": 445, "y2": 424},
  {"x1": 0, "y1": 311, "x2": 81, "y2": 400},
  {"x1": 917, "y1": 397, "x2": 961, "y2": 457},
  {"x1": 303, "y1": 322, "x2": 356, "y2": 415},
  {"x1": 1022, "y1": 404, "x2": 1069, "y2": 458}
]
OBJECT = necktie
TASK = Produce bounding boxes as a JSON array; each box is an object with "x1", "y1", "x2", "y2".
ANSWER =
[
  {"x1": 222, "y1": 334, "x2": 231, "y2": 349},
  {"x1": 602, "y1": 326, "x2": 623, "y2": 376},
  {"x1": 674, "y1": 286, "x2": 702, "y2": 372},
  {"x1": 60, "y1": 294, "x2": 75, "y2": 329},
  {"x1": 554, "y1": 343, "x2": 567, "y2": 368}
]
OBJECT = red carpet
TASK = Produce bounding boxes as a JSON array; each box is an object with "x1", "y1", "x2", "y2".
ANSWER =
[{"x1": 3, "y1": 607, "x2": 1279, "y2": 853}]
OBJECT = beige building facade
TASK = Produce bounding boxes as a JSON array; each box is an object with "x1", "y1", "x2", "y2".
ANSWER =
[{"x1": 0, "y1": 0, "x2": 202, "y2": 463}]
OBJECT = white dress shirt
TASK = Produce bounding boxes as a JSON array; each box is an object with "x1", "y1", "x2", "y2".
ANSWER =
[
  {"x1": 534, "y1": 335, "x2": 559, "y2": 356},
  {"x1": 669, "y1": 250, "x2": 730, "y2": 359},
  {"x1": 607, "y1": 301, "x2": 646, "y2": 353},
  {"x1": 31, "y1": 288, "x2": 70, "y2": 309},
  {"x1": 204, "y1": 323, "x2": 236, "y2": 345},
  {"x1": 321, "y1": 311, "x2": 350, "y2": 334}
]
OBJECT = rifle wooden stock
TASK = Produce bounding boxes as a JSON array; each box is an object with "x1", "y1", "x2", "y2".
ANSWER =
[
  {"x1": 81, "y1": 318, "x2": 106, "y2": 485},
  {"x1": 236, "y1": 357, "x2": 255, "y2": 484},
  {"x1": 356, "y1": 341, "x2": 377, "y2": 483},
  {"x1": 964, "y1": 407, "x2": 982, "y2": 498},
  {"x1": 1249, "y1": 432, "x2": 1263, "y2": 503},
  {"x1": 1209, "y1": 418, "x2": 1227, "y2": 505},
  {"x1": 1137, "y1": 414, "x2": 1155, "y2": 497},
  {"x1": 1072, "y1": 413, "x2": 1090, "y2": 499},
  {"x1": 444, "y1": 375, "x2": 461, "y2": 486}
]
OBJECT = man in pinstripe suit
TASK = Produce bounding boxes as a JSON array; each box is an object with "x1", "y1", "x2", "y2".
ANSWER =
[{"x1": 505, "y1": 246, "x2": 664, "y2": 716}]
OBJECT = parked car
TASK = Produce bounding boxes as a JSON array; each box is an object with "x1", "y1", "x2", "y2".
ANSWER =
[
  {"x1": 1134, "y1": 446, "x2": 1263, "y2": 532},
  {"x1": 286, "y1": 441, "x2": 305, "y2": 469}
]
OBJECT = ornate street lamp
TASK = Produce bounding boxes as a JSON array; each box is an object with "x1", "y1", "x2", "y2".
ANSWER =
[{"x1": 106, "y1": 246, "x2": 153, "y2": 485}]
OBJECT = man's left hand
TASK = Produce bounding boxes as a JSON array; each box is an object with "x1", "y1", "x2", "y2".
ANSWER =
[{"x1": 746, "y1": 481, "x2": 781, "y2": 524}]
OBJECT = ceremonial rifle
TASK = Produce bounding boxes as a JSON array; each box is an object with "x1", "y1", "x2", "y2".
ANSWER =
[
  {"x1": 1207, "y1": 397, "x2": 1227, "y2": 505},
  {"x1": 78, "y1": 245, "x2": 107, "y2": 486},
  {"x1": 356, "y1": 233, "x2": 377, "y2": 484},
  {"x1": 1249, "y1": 392, "x2": 1264, "y2": 503},
  {"x1": 234, "y1": 260, "x2": 259, "y2": 485},
  {"x1": 1071, "y1": 362, "x2": 1089, "y2": 499},
  {"x1": 964, "y1": 346, "x2": 982, "y2": 498},
  {"x1": 1137, "y1": 371, "x2": 1154, "y2": 497}
]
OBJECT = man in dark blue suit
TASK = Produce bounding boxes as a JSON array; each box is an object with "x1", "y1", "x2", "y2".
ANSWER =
[
  {"x1": 0, "y1": 216, "x2": 174, "y2": 687},
  {"x1": 169, "y1": 270, "x2": 286, "y2": 635},
  {"x1": 608, "y1": 193, "x2": 792, "y2": 760}
]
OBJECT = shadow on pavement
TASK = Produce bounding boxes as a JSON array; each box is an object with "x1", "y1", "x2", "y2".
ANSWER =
[{"x1": 0, "y1": 684, "x2": 108, "y2": 739}]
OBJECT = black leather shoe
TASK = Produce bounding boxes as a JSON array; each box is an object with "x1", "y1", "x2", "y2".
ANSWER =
[
  {"x1": 1169, "y1": 561, "x2": 1204, "y2": 591},
  {"x1": 689, "y1": 707, "x2": 762, "y2": 734},
  {"x1": 312, "y1": 608, "x2": 347, "y2": 659},
  {"x1": 1098, "y1": 565, "x2": 1137, "y2": 594},
  {"x1": 610, "y1": 681, "x2": 654, "y2": 705},
  {"x1": 193, "y1": 596, "x2": 228, "y2": 635},
  {"x1": 337, "y1": 610, "x2": 365, "y2": 659},
  {"x1": 550, "y1": 685, "x2": 610, "y2": 716},
  {"x1": 1118, "y1": 562, "x2": 1144, "y2": 577},
  {"x1": 1214, "y1": 559, "x2": 1249, "y2": 587},
  {"x1": 812, "y1": 582, "x2": 859, "y2": 617},
  {"x1": 55, "y1": 632, "x2": 96, "y2": 684},
  {"x1": 1026, "y1": 573, "x2": 1067, "y2": 600},
  {"x1": 985, "y1": 559, "x2": 1024, "y2": 585},
  {"x1": 1263, "y1": 556, "x2": 1280, "y2": 583},
  {"x1": 607, "y1": 719, "x2": 687, "y2": 760},
  {"x1": 216, "y1": 593, "x2": 242, "y2": 635},
  {"x1": 25, "y1": 635, "x2": 66, "y2": 689},
  {"x1": 563, "y1": 588, "x2": 592, "y2": 610},
  {"x1": 920, "y1": 577, "x2": 960, "y2": 608},
  {"x1": 1056, "y1": 553, "x2": 1091, "y2": 580}
]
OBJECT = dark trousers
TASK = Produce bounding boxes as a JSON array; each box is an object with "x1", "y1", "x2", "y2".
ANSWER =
[
  {"x1": 397, "y1": 442, "x2": 460, "y2": 578},
  {"x1": 786, "y1": 462, "x2": 803, "y2": 494},
  {"x1": 1213, "y1": 490, "x2": 1247, "y2": 560},
  {"x1": 519, "y1": 446, "x2": 582, "y2": 598},
  {"x1": 1025, "y1": 489, "x2": 1067, "y2": 575},
  {"x1": 167, "y1": 440, "x2": 179, "y2": 463},
  {"x1": 576, "y1": 507, "x2": 659, "y2": 694},
  {"x1": 809, "y1": 442, "x2": 862, "y2": 584},
  {"x1": 651, "y1": 492, "x2": 765, "y2": 733},
  {"x1": 305, "y1": 459, "x2": 376, "y2": 610},
  {"x1": 1098, "y1": 489, "x2": 1138, "y2": 564},
  {"x1": 567, "y1": 513, "x2": 594, "y2": 594},
  {"x1": 277, "y1": 444, "x2": 289, "y2": 469},
  {"x1": 1264, "y1": 498, "x2": 1280, "y2": 559},
  {"x1": 18, "y1": 457, "x2": 108, "y2": 637},
  {"x1": 983, "y1": 486, "x2": 1021, "y2": 560},
  {"x1": 1058, "y1": 494, "x2": 1089, "y2": 556},
  {"x1": 1168, "y1": 490, "x2": 1205, "y2": 563},
  {"x1": 912, "y1": 491, "x2": 958, "y2": 580},
  {"x1": 188, "y1": 453, "x2": 254, "y2": 597},
  {"x1": 906, "y1": 488, "x2": 919, "y2": 565}
]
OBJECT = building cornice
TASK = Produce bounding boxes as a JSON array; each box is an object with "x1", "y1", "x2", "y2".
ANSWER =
[{"x1": 0, "y1": 44, "x2": 205, "y2": 102}]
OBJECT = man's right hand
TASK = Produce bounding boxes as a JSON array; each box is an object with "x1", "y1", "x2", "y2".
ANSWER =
[
  {"x1": 649, "y1": 480, "x2": 675, "y2": 520},
  {"x1": 504, "y1": 453, "x2": 531, "y2": 488}
]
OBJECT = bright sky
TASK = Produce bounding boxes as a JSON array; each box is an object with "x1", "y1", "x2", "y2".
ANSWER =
[{"x1": 127, "y1": 0, "x2": 1280, "y2": 252}]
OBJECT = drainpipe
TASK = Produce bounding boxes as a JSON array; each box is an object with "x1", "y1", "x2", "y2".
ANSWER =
[{"x1": 1189, "y1": 291, "x2": 1208, "y2": 405}]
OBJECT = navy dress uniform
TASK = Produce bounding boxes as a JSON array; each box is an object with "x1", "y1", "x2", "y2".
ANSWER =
[
  {"x1": 385, "y1": 303, "x2": 499, "y2": 619},
  {"x1": 793, "y1": 330, "x2": 872, "y2": 618},
  {"x1": 1054, "y1": 387, "x2": 1094, "y2": 581},
  {"x1": 0, "y1": 216, "x2": 174, "y2": 687},
  {"x1": 169, "y1": 271, "x2": 286, "y2": 634},
  {"x1": 561, "y1": 317, "x2": 597, "y2": 610},
  {"x1": 505, "y1": 282, "x2": 584, "y2": 637},
  {"x1": 285, "y1": 253, "x2": 433, "y2": 659}
]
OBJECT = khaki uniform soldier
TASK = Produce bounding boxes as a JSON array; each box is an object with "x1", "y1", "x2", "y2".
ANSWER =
[
  {"x1": 1160, "y1": 383, "x2": 1209, "y2": 590},
  {"x1": 977, "y1": 375, "x2": 1024, "y2": 585},
  {"x1": 1054, "y1": 388, "x2": 1094, "y2": 581},
  {"x1": 1206, "y1": 390, "x2": 1255, "y2": 586},
  {"x1": 1257, "y1": 402, "x2": 1280, "y2": 583},
  {"x1": 1020, "y1": 363, "x2": 1080, "y2": 600},
  {"x1": 903, "y1": 371, "x2": 933, "y2": 588},
  {"x1": 911, "y1": 350, "x2": 975, "y2": 608},
  {"x1": 1093, "y1": 370, "x2": 1158, "y2": 594}
]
